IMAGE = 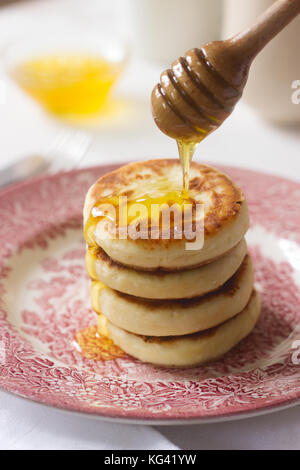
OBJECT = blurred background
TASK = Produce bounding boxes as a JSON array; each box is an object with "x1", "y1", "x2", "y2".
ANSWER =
[{"x1": 0, "y1": 0, "x2": 299, "y2": 182}]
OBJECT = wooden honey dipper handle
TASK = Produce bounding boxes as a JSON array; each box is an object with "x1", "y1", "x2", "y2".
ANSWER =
[
  {"x1": 231, "y1": 0, "x2": 300, "y2": 61},
  {"x1": 151, "y1": 0, "x2": 300, "y2": 142}
]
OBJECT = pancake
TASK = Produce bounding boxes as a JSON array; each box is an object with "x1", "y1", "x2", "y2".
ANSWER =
[
  {"x1": 91, "y1": 254, "x2": 254, "y2": 336},
  {"x1": 83, "y1": 159, "x2": 249, "y2": 270},
  {"x1": 97, "y1": 290, "x2": 261, "y2": 367},
  {"x1": 86, "y1": 238, "x2": 247, "y2": 300}
]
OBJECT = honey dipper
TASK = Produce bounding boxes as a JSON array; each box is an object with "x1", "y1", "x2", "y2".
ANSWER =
[{"x1": 151, "y1": 0, "x2": 300, "y2": 142}]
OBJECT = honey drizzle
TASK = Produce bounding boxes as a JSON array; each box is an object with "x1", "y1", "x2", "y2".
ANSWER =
[
  {"x1": 176, "y1": 123, "x2": 211, "y2": 192},
  {"x1": 177, "y1": 140, "x2": 198, "y2": 192},
  {"x1": 75, "y1": 325, "x2": 124, "y2": 361}
]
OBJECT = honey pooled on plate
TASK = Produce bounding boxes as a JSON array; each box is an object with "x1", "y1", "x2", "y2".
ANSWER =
[{"x1": 75, "y1": 325, "x2": 124, "y2": 361}]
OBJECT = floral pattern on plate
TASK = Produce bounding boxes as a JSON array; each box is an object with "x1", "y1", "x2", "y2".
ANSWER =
[{"x1": 0, "y1": 164, "x2": 299, "y2": 422}]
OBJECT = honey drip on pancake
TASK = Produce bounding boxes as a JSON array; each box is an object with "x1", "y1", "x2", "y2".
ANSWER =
[
  {"x1": 74, "y1": 280, "x2": 125, "y2": 361},
  {"x1": 84, "y1": 179, "x2": 196, "y2": 246},
  {"x1": 75, "y1": 325, "x2": 124, "y2": 361},
  {"x1": 90, "y1": 279, "x2": 106, "y2": 310}
]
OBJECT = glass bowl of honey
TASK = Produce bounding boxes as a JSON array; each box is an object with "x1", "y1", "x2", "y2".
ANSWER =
[{"x1": 3, "y1": 28, "x2": 129, "y2": 116}]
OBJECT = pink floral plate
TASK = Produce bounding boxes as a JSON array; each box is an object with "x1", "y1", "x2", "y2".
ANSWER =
[{"x1": 0, "y1": 163, "x2": 299, "y2": 425}]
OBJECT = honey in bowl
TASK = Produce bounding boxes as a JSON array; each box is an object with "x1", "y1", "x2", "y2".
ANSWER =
[{"x1": 12, "y1": 53, "x2": 123, "y2": 115}]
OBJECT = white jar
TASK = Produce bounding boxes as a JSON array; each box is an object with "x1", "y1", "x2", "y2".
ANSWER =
[
  {"x1": 127, "y1": 0, "x2": 223, "y2": 65},
  {"x1": 223, "y1": 0, "x2": 300, "y2": 123}
]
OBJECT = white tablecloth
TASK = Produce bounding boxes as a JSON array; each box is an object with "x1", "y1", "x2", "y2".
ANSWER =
[
  {"x1": 1, "y1": 391, "x2": 300, "y2": 450},
  {"x1": 0, "y1": 0, "x2": 299, "y2": 450}
]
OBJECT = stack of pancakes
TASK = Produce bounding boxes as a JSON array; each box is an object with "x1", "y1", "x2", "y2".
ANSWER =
[{"x1": 83, "y1": 160, "x2": 260, "y2": 367}]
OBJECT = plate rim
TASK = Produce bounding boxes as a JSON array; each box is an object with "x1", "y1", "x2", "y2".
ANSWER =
[{"x1": 2, "y1": 387, "x2": 299, "y2": 425}]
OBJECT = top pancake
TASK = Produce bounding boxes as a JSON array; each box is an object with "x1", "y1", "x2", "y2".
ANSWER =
[{"x1": 84, "y1": 159, "x2": 249, "y2": 270}]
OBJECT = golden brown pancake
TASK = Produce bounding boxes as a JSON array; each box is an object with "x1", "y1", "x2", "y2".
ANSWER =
[
  {"x1": 86, "y1": 238, "x2": 247, "y2": 299},
  {"x1": 91, "y1": 254, "x2": 254, "y2": 336},
  {"x1": 97, "y1": 290, "x2": 261, "y2": 367},
  {"x1": 83, "y1": 159, "x2": 249, "y2": 270}
]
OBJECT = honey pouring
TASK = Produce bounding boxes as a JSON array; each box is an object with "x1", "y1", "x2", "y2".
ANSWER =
[
  {"x1": 85, "y1": 0, "x2": 300, "y2": 242},
  {"x1": 151, "y1": 0, "x2": 300, "y2": 191}
]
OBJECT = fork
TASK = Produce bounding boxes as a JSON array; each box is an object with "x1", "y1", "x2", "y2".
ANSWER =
[{"x1": 0, "y1": 129, "x2": 92, "y2": 189}]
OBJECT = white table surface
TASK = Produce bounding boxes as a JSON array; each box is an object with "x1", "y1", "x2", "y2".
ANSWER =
[{"x1": 0, "y1": 0, "x2": 299, "y2": 450}]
